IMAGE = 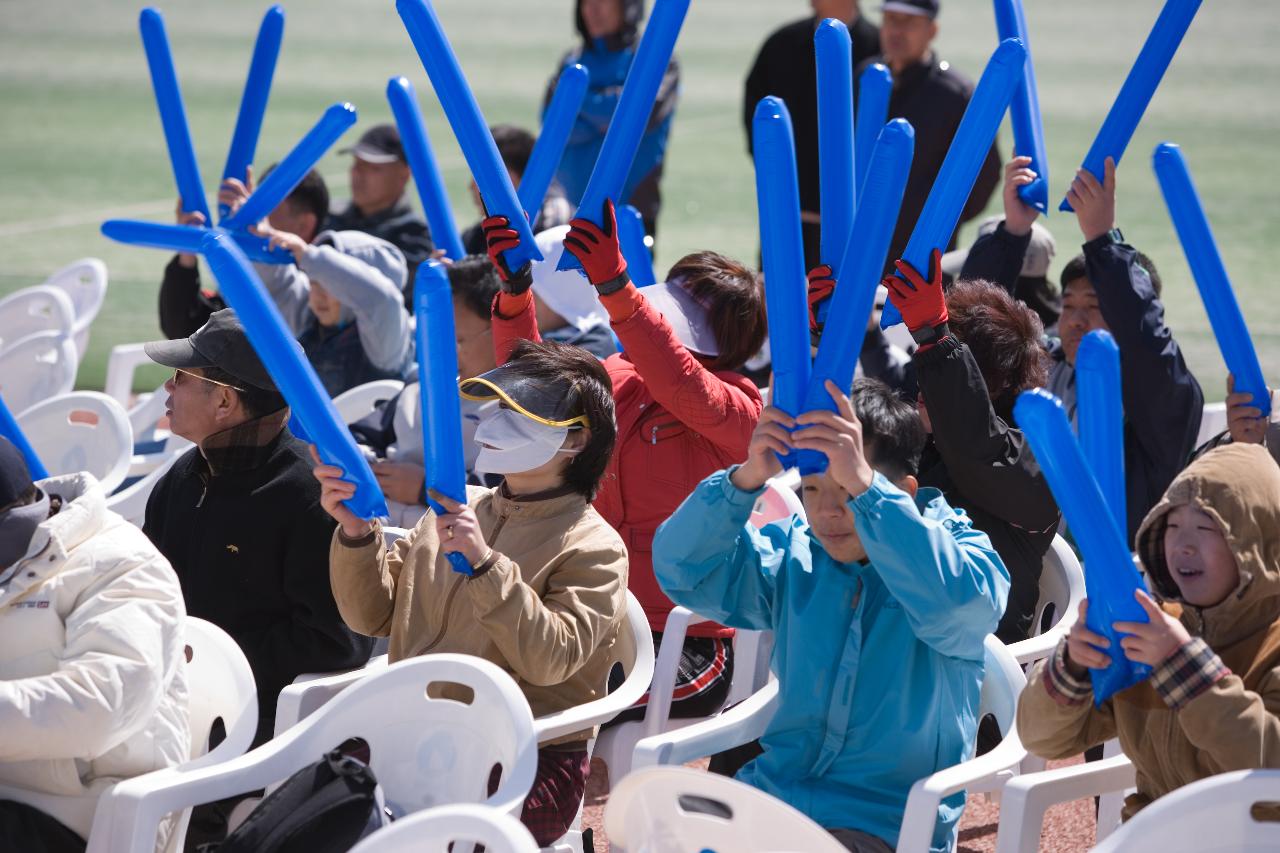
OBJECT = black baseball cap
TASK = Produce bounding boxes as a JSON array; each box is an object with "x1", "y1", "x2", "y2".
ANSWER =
[
  {"x1": 338, "y1": 123, "x2": 405, "y2": 165},
  {"x1": 881, "y1": 0, "x2": 940, "y2": 18},
  {"x1": 0, "y1": 437, "x2": 34, "y2": 510},
  {"x1": 143, "y1": 309, "x2": 280, "y2": 393}
]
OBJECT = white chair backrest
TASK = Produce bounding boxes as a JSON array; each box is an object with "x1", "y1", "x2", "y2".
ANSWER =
[
  {"x1": 349, "y1": 803, "x2": 539, "y2": 853},
  {"x1": 107, "y1": 452, "x2": 182, "y2": 527},
  {"x1": 1195, "y1": 402, "x2": 1229, "y2": 449},
  {"x1": 0, "y1": 285, "x2": 76, "y2": 355},
  {"x1": 749, "y1": 479, "x2": 805, "y2": 529},
  {"x1": 19, "y1": 391, "x2": 133, "y2": 494},
  {"x1": 333, "y1": 379, "x2": 405, "y2": 425},
  {"x1": 0, "y1": 330, "x2": 78, "y2": 414},
  {"x1": 605, "y1": 766, "x2": 847, "y2": 853},
  {"x1": 1033, "y1": 537, "x2": 1084, "y2": 637},
  {"x1": 41, "y1": 258, "x2": 108, "y2": 356},
  {"x1": 980, "y1": 635, "x2": 1027, "y2": 738},
  {"x1": 182, "y1": 617, "x2": 259, "y2": 766},
  {"x1": 1092, "y1": 769, "x2": 1280, "y2": 853}
]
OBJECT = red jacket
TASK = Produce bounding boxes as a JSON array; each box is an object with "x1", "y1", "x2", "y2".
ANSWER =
[{"x1": 493, "y1": 285, "x2": 762, "y2": 635}]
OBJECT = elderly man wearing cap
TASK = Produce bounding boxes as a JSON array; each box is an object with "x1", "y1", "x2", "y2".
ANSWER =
[
  {"x1": 329, "y1": 123, "x2": 435, "y2": 302},
  {"x1": 862, "y1": 0, "x2": 1001, "y2": 268},
  {"x1": 141, "y1": 310, "x2": 373, "y2": 747},
  {"x1": 0, "y1": 436, "x2": 189, "y2": 852}
]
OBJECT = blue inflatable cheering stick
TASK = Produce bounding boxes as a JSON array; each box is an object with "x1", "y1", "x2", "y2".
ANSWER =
[
  {"x1": 882, "y1": 38, "x2": 1025, "y2": 329},
  {"x1": 992, "y1": 0, "x2": 1048, "y2": 213},
  {"x1": 753, "y1": 97, "x2": 810, "y2": 468},
  {"x1": 798, "y1": 119, "x2": 915, "y2": 475},
  {"x1": 139, "y1": 8, "x2": 211, "y2": 226},
  {"x1": 815, "y1": 19, "x2": 856, "y2": 280},
  {"x1": 520, "y1": 63, "x2": 589, "y2": 223},
  {"x1": 1015, "y1": 389, "x2": 1151, "y2": 704},
  {"x1": 0, "y1": 393, "x2": 48, "y2": 480},
  {"x1": 220, "y1": 4, "x2": 285, "y2": 222},
  {"x1": 617, "y1": 204, "x2": 657, "y2": 288},
  {"x1": 560, "y1": 0, "x2": 691, "y2": 272},
  {"x1": 1075, "y1": 330, "x2": 1126, "y2": 534},
  {"x1": 1060, "y1": 0, "x2": 1203, "y2": 212},
  {"x1": 855, "y1": 63, "x2": 892, "y2": 200},
  {"x1": 397, "y1": 0, "x2": 542, "y2": 274},
  {"x1": 387, "y1": 77, "x2": 466, "y2": 261},
  {"x1": 414, "y1": 260, "x2": 475, "y2": 575},
  {"x1": 1154, "y1": 143, "x2": 1270, "y2": 417}
]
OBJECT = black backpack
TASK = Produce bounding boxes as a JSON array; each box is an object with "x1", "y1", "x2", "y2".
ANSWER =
[{"x1": 203, "y1": 742, "x2": 390, "y2": 853}]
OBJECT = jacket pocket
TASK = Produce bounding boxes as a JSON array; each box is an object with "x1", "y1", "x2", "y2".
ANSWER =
[{"x1": 642, "y1": 418, "x2": 694, "y2": 489}]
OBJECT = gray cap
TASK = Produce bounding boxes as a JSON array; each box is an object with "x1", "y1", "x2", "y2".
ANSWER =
[{"x1": 143, "y1": 309, "x2": 279, "y2": 393}]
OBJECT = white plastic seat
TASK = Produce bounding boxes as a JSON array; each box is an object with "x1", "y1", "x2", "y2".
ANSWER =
[
  {"x1": 0, "y1": 285, "x2": 77, "y2": 356},
  {"x1": 95, "y1": 654, "x2": 538, "y2": 853},
  {"x1": 0, "y1": 617, "x2": 257, "y2": 853},
  {"x1": 634, "y1": 637, "x2": 1037, "y2": 853},
  {"x1": 41, "y1": 258, "x2": 108, "y2": 359},
  {"x1": 106, "y1": 452, "x2": 183, "y2": 526},
  {"x1": 1005, "y1": 535, "x2": 1086, "y2": 666},
  {"x1": 350, "y1": 803, "x2": 540, "y2": 853},
  {"x1": 333, "y1": 379, "x2": 405, "y2": 424},
  {"x1": 19, "y1": 391, "x2": 133, "y2": 494},
  {"x1": 0, "y1": 330, "x2": 78, "y2": 414},
  {"x1": 605, "y1": 765, "x2": 847, "y2": 853},
  {"x1": 1195, "y1": 401, "x2": 1228, "y2": 448}
]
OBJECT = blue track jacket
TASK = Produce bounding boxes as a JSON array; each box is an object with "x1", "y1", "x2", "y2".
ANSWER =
[{"x1": 653, "y1": 469, "x2": 1009, "y2": 851}]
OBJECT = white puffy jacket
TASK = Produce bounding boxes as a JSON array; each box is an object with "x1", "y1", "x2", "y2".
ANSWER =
[{"x1": 0, "y1": 472, "x2": 189, "y2": 840}]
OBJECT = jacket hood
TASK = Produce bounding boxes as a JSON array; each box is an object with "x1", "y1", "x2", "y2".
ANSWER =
[
  {"x1": 313, "y1": 229, "x2": 408, "y2": 292},
  {"x1": 1137, "y1": 443, "x2": 1280, "y2": 648},
  {"x1": 27, "y1": 472, "x2": 105, "y2": 560},
  {"x1": 576, "y1": 0, "x2": 644, "y2": 49}
]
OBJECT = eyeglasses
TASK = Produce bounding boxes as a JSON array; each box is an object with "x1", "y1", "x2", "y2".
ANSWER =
[{"x1": 172, "y1": 368, "x2": 247, "y2": 393}]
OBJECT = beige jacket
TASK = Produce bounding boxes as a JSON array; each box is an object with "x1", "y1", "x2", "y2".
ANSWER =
[
  {"x1": 1018, "y1": 444, "x2": 1280, "y2": 819},
  {"x1": 330, "y1": 484, "x2": 628, "y2": 745}
]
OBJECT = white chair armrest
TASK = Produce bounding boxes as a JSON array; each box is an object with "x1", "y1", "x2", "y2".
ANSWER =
[
  {"x1": 1006, "y1": 630, "x2": 1064, "y2": 667},
  {"x1": 104, "y1": 343, "x2": 152, "y2": 405},
  {"x1": 273, "y1": 656, "x2": 389, "y2": 738},
  {"x1": 993, "y1": 753, "x2": 1135, "y2": 853},
  {"x1": 638, "y1": 607, "x2": 694, "y2": 738},
  {"x1": 632, "y1": 679, "x2": 779, "y2": 770}
]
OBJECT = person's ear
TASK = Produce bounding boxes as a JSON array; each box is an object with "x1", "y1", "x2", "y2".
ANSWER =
[
  {"x1": 565, "y1": 427, "x2": 591, "y2": 452},
  {"x1": 214, "y1": 388, "x2": 242, "y2": 423},
  {"x1": 927, "y1": 20, "x2": 939, "y2": 41},
  {"x1": 897, "y1": 474, "x2": 919, "y2": 499}
]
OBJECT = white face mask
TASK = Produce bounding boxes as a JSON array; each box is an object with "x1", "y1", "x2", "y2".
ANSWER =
[{"x1": 473, "y1": 408, "x2": 581, "y2": 475}]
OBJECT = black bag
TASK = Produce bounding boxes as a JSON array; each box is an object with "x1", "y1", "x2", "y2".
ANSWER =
[{"x1": 203, "y1": 743, "x2": 389, "y2": 853}]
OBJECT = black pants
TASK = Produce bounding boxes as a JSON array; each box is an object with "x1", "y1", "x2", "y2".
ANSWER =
[{"x1": 0, "y1": 800, "x2": 85, "y2": 853}]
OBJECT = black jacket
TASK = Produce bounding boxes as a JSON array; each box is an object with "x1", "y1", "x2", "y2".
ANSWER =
[
  {"x1": 143, "y1": 425, "x2": 373, "y2": 743},
  {"x1": 1050, "y1": 236, "x2": 1204, "y2": 542},
  {"x1": 159, "y1": 256, "x2": 226, "y2": 340},
  {"x1": 915, "y1": 336, "x2": 1060, "y2": 642},
  {"x1": 327, "y1": 197, "x2": 433, "y2": 306},
  {"x1": 861, "y1": 53, "x2": 1002, "y2": 271},
  {"x1": 743, "y1": 14, "x2": 881, "y2": 216}
]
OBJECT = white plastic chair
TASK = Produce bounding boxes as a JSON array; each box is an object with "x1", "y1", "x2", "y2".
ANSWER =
[
  {"x1": 605, "y1": 766, "x2": 847, "y2": 853},
  {"x1": 19, "y1": 391, "x2": 133, "y2": 494},
  {"x1": 333, "y1": 379, "x2": 405, "y2": 424},
  {"x1": 1092, "y1": 769, "x2": 1280, "y2": 853},
  {"x1": 350, "y1": 803, "x2": 540, "y2": 853},
  {"x1": 106, "y1": 451, "x2": 183, "y2": 527},
  {"x1": 634, "y1": 637, "x2": 1036, "y2": 853},
  {"x1": 1005, "y1": 535, "x2": 1086, "y2": 666},
  {"x1": 748, "y1": 477, "x2": 806, "y2": 528},
  {"x1": 95, "y1": 654, "x2": 538, "y2": 853},
  {"x1": 0, "y1": 330, "x2": 78, "y2": 414},
  {"x1": 41, "y1": 257, "x2": 108, "y2": 359},
  {"x1": 1195, "y1": 401, "x2": 1228, "y2": 448},
  {"x1": 0, "y1": 617, "x2": 257, "y2": 853},
  {"x1": 0, "y1": 285, "x2": 76, "y2": 356}
]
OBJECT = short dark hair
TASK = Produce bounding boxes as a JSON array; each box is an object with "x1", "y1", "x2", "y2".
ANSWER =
[
  {"x1": 448, "y1": 255, "x2": 502, "y2": 320},
  {"x1": 503, "y1": 339, "x2": 616, "y2": 500},
  {"x1": 852, "y1": 378, "x2": 925, "y2": 481},
  {"x1": 1060, "y1": 250, "x2": 1162, "y2": 296},
  {"x1": 666, "y1": 251, "x2": 767, "y2": 372},
  {"x1": 259, "y1": 163, "x2": 330, "y2": 233},
  {"x1": 200, "y1": 365, "x2": 288, "y2": 420},
  {"x1": 946, "y1": 279, "x2": 1049, "y2": 399},
  {"x1": 491, "y1": 124, "x2": 537, "y2": 179}
]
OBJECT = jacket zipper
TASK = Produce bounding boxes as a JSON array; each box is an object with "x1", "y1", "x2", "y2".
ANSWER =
[{"x1": 418, "y1": 509, "x2": 512, "y2": 655}]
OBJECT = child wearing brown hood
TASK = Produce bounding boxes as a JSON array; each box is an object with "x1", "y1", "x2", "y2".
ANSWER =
[{"x1": 1017, "y1": 442, "x2": 1280, "y2": 819}]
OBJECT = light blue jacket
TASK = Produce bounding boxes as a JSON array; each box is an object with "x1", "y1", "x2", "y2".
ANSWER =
[{"x1": 652, "y1": 469, "x2": 1009, "y2": 851}]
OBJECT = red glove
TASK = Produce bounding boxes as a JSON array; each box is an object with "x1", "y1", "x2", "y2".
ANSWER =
[
  {"x1": 562, "y1": 199, "x2": 630, "y2": 294},
  {"x1": 884, "y1": 248, "x2": 950, "y2": 349},
  {"x1": 806, "y1": 264, "x2": 836, "y2": 345},
  {"x1": 481, "y1": 214, "x2": 533, "y2": 294}
]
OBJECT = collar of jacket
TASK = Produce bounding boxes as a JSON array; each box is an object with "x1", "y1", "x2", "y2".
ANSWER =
[
  {"x1": 490, "y1": 481, "x2": 587, "y2": 520},
  {"x1": 3, "y1": 473, "x2": 102, "y2": 587},
  {"x1": 341, "y1": 197, "x2": 414, "y2": 229},
  {"x1": 890, "y1": 51, "x2": 938, "y2": 93},
  {"x1": 199, "y1": 407, "x2": 290, "y2": 477}
]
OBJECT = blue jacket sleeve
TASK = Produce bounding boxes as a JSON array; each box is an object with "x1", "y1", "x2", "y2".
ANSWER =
[
  {"x1": 652, "y1": 468, "x2": 797, "y2": 631},
  {"x1": 851, "y1": 475, "x2": 1009, "y2": 661}
]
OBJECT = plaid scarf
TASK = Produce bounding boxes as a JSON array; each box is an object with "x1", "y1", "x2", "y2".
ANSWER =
[{"x1": 200, "y1": 407, "x2": 290, "y2": 477}]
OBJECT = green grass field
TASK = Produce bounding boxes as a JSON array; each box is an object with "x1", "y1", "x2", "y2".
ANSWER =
[{"x1": 1, "y1": 0, "x2": 1276, "y2": 397}]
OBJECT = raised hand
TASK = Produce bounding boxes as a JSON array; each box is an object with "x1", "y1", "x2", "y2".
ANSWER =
[
  {"x1": 792, "y1": 380, "x2": 875, "y2": 497},
  {"x1": 1067, "y1": 156, "x2": 1118, "y2": 242},
  {"x1": 1002, "y1": 155, "x2": 1040, "y2": 237}
]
